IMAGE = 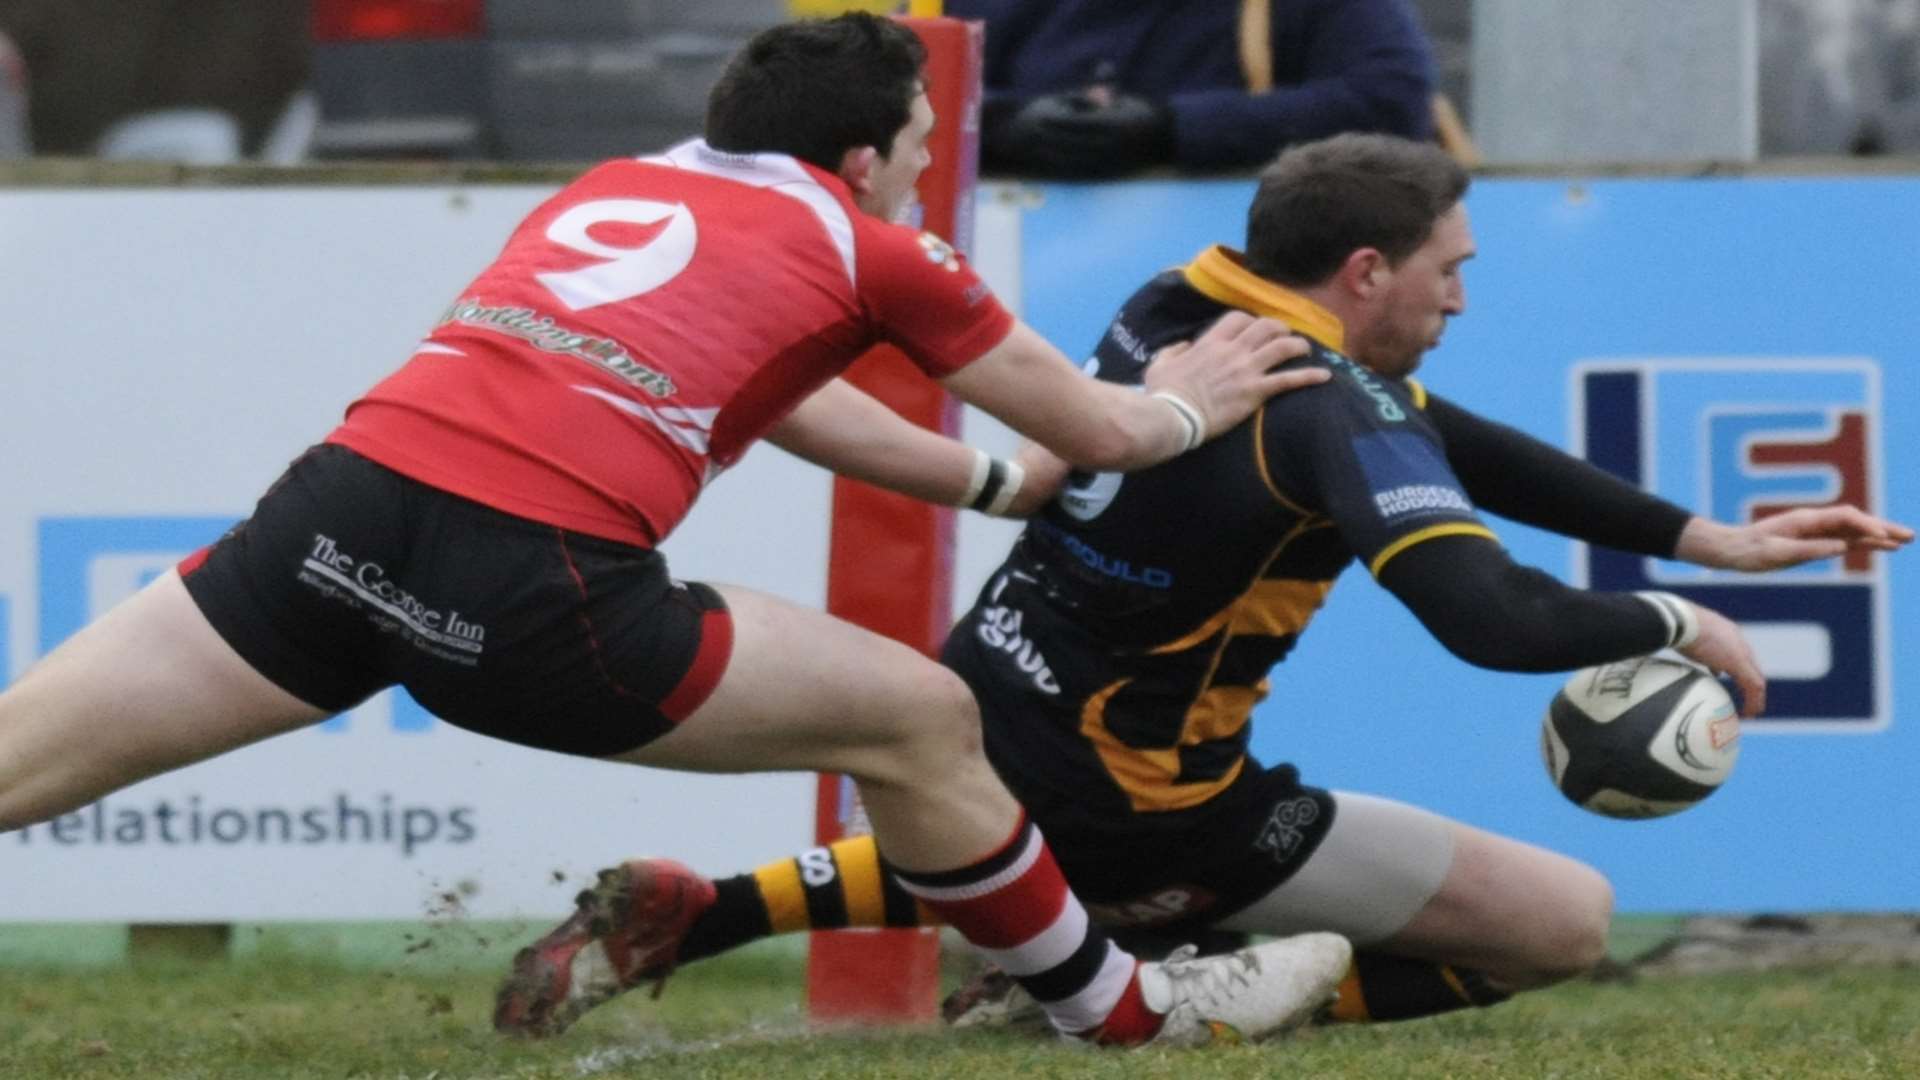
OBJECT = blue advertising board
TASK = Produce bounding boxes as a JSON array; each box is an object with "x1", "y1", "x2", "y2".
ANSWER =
[{"x1": 1019, "y1": 176, "x2": 1919, "y2": 911}]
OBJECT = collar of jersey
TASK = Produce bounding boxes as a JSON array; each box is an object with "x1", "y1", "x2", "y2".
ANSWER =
[{"x1": 1180, "y1": 246, "x2": 1345, "y2": 352}]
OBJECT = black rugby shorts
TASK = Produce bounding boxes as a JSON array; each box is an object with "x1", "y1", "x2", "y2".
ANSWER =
[
  {"x1": 948, "y1": 626, "x2": 1335, "y2": 935},
  {"x1": 1037, "y1": 761, "x2": 1337, "y2": 937},
  {"x1": 179, "y1": 443, "x2": 731, "y2": 757}
]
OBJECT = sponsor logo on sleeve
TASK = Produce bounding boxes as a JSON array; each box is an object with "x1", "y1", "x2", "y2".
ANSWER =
[
  {"x1": 1104, "y1": 317, "x2": 1154, "y2": 365},
  {"x1": 917, "y1": 231, "x2": 960, "y2": 271},
  {"x1": 1352, "y1": 431, "x2": 1475, "y2": 525}
]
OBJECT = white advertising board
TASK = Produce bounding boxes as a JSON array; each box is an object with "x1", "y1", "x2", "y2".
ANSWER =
[{"x1": 0, "y1": 182, "x2": 1026, "y2": 920}]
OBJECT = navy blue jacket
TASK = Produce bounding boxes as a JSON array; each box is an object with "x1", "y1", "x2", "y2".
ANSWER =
[{"x1": 947, "y1": 0, "x2": 1435, "y2": 169}]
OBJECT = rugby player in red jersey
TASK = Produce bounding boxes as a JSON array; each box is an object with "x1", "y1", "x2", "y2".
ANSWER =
[{"x1": 0, "y1": 14, "x2": 1348, "y2": 1047}]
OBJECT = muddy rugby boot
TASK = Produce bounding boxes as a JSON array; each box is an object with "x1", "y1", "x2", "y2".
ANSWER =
[{"x1": 493, "y1": 858, "x2": 716, "y2": 1037}]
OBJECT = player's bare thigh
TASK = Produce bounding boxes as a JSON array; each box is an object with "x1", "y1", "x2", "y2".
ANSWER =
[
  {"x1": 1215, "y1": 792, "x2": 1612, "y2": 988},
  {"x1": 0, "y1": 569, "x2": 328, "y2": 830},
  {"x1": 1380, "y1": 818, "x2": 1613, "y2": 988},
  {"x1": 619, "y1": 582, "x2": 982, "y2": 782},
  {"x1": 619, "y1": 583, "x2": 1019, "y2": 870}
]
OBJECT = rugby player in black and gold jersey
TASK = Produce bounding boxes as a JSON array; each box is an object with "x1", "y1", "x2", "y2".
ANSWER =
[{"x1": 500, "y1": 134, "x2": 1910, "y2": 1033}]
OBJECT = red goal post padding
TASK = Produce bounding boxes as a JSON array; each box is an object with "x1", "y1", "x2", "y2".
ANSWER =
[{"x1": 809, "y1": 13, "x2": 985, "y2": 1025}]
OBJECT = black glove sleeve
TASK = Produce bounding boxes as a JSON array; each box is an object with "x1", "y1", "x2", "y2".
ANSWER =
[
  {"x1": 1378, "y1": 534, "x2": 1671, "y2": 672},
  {"x1": 1425, "y1": 393, "x2": 1693, "y2": 557},
  {"x1": 983, "y1": 91, "x2": 1174, "y2": 179}
]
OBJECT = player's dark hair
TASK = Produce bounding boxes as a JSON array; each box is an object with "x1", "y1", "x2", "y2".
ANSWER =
[
  {"x1": 1244, "y1": 134, "x2": 1470, "y2": 288},
  {"x1": 706, "y1": 14, "x2": 926, "y2": 173}
]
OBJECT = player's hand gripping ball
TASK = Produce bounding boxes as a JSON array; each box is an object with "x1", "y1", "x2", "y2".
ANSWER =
[{"x1": 1541, "y1": 656, "x2": 1741, "y2": 818}]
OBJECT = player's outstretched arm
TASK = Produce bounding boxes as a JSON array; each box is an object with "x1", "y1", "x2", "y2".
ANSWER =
[
  {"x1": 766, "y1": 378, "x2": 1061, "y2": 516},
  {"x1": 941, "y1": 316, "x2": 1324, "y2": 472},
  {"x1": 1422, "y1": 394, "x2": 1693, "y2": 555},
  {"x1": 1378, "y1": 538, "x2": 1770, "y2": 717},
  {"x1": 1425, "y1": 396, "x2": 1914, "y2": 575},
  {"x1": 1673, "y1": 507, "x2": 1914, "y2": 572}
]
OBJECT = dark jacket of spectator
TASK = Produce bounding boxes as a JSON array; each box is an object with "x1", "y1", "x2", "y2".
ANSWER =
[
  {"x1": 0, "y1": 0, "x2": 307, "y2": 156},
  {"x1": 950, "y1": 0, "x2": 1435, "y2": 176}
]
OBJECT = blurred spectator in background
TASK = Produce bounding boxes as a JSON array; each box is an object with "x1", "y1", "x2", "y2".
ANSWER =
[
  {"x1": 950, "y1": 0, "x2": 1436, "y2": 178},
  {"x1": 0, "y1": 27, "x2": 26, "y2": 159},
  {"x1": 0, "y1": 0, "x2": 311, "y2": 162},
  {"x1": 1762, "y1": 0, "x2": 1920, "y2": 155}
]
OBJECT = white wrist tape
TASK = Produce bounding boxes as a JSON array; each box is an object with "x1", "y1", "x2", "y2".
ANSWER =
[
  {"x1": 963, "y1": 453, "x2": 1024, "y2": 515},
  {"x1": 1150, "y1": 391, "x2": 1206, "y2": 453},
  {"x1": 984, "y1": 460, "x2": 1025, "y2": 516},
  {"x1": 958, "y1": 447, "x2": 993, "y2": 508},
  {"x1": 1635, "y1": 591, "x2": 1701, "y2": 649}
]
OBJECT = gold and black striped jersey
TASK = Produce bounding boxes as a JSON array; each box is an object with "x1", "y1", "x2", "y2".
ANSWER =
[{"x1": 944, "y1": 246, "x2": 1498, "y2": 835}]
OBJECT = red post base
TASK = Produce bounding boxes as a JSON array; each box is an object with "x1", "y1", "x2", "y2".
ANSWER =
[
  {"x1": 806, "y1": 927, "x2": 942, "y2": 1024},
  {"x1": 810, "y1": 14, "x2": 984, "y2": 1026}
]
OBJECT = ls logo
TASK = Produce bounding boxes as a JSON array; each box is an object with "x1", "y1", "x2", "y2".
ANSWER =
[{"x1": 1572, "y1": 360, "x2": 1887, "y2": 728}]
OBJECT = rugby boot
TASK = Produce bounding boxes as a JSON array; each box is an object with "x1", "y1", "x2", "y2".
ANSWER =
[
  {"x1": 493, "y1": 857, "x2": 716, "y2": 1037},
  {"x1": 941, "y1": 965, "x2": 1047, "y2": 1032},
  {"x1": 943, "y1": 928, "x2": 1254, "y2": 1032},
  {"x1": 1129, "y1": 932, "x2": 1352, "y2": 1046}
]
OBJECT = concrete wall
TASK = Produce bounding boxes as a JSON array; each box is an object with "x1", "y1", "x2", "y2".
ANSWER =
[{"x1": 1472, "y1": 0, "x2": 1757, "y2": 164}]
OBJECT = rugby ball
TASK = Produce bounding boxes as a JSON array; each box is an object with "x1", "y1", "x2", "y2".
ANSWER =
[{"x1": 1540, "y1": 656, "x2": 1741, "y2": 818}]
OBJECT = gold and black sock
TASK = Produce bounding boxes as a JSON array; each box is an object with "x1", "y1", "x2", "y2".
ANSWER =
[
  {"x1": 1325, "y1": 951, "x2": 1512, "y2": 1023},
  {"x1": 677, "y1": 835, "x2": 930, "y2": 965}
]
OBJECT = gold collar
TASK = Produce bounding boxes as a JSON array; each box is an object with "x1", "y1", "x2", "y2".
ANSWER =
[{"x1": 1180, "y1": 245, "x2": 1346, "y2": 352}]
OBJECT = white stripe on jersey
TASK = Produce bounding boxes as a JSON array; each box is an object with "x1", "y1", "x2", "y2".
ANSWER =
[
  {"x1": 643, "y1": 139, "x2": 858, "y2": 290},
  {"x1": 571, "y1": 384, "x2": 717, "y2": 454}
]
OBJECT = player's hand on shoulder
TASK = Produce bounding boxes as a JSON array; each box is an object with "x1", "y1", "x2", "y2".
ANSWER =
[
  {"x1": 1676, "y1": 506, "x2": 1914, "y2": 572},
  {"x1": 1676, "y1": 602, "x2": 1766, "y2": 718},
  {"x1": 1141, "y1": 312, "x2": 1325, "y2": 441}
]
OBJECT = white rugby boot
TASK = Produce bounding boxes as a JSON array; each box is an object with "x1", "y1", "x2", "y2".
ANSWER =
[{"x1": 1136, "y1": 932, "x2": 1352, "y2": 1046}]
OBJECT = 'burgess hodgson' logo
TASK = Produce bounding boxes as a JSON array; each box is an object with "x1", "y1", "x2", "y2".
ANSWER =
[
  {"x1": 1352, "y1": 430, "x2": 1475, "y2": 526},
  {"x1": 1572, "y1": 359, "x2": 1889, "y2": 729}
]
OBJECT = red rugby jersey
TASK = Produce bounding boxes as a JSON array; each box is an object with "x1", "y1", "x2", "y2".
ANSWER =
[{"x1": 328, "y1": 140, "x2": 1013, "y2": 547}]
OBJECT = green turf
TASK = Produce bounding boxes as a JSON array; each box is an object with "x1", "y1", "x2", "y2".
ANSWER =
[{"x1": 1, "y1": 921, "x2": 1915, "y2": 1079}]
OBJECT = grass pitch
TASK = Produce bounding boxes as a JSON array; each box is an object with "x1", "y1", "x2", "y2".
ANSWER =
[{"x1": 1, "y1": 921, "x2": 1917, "y2": 1079}]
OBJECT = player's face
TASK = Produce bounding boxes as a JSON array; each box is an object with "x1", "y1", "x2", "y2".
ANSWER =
[
  {"x1": 864, "y1": 90, "x2": 935, "y2": 223},
  {"x1": 1360, "y1": 202, "x2": 1473, "y2": 379}
]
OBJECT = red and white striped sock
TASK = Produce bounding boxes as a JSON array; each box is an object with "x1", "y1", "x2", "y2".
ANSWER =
[{"x1": 891, "y1": 816, "x2": 1156, "y2": 1040}]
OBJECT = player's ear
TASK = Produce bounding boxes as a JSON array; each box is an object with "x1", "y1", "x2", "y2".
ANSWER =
[
  {"x1": 838, "y1": 146, "x2": 881, "y2": 196},
  {"x1": 1342, "y1": 248, "x2": 1390, "y2": 299}
]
